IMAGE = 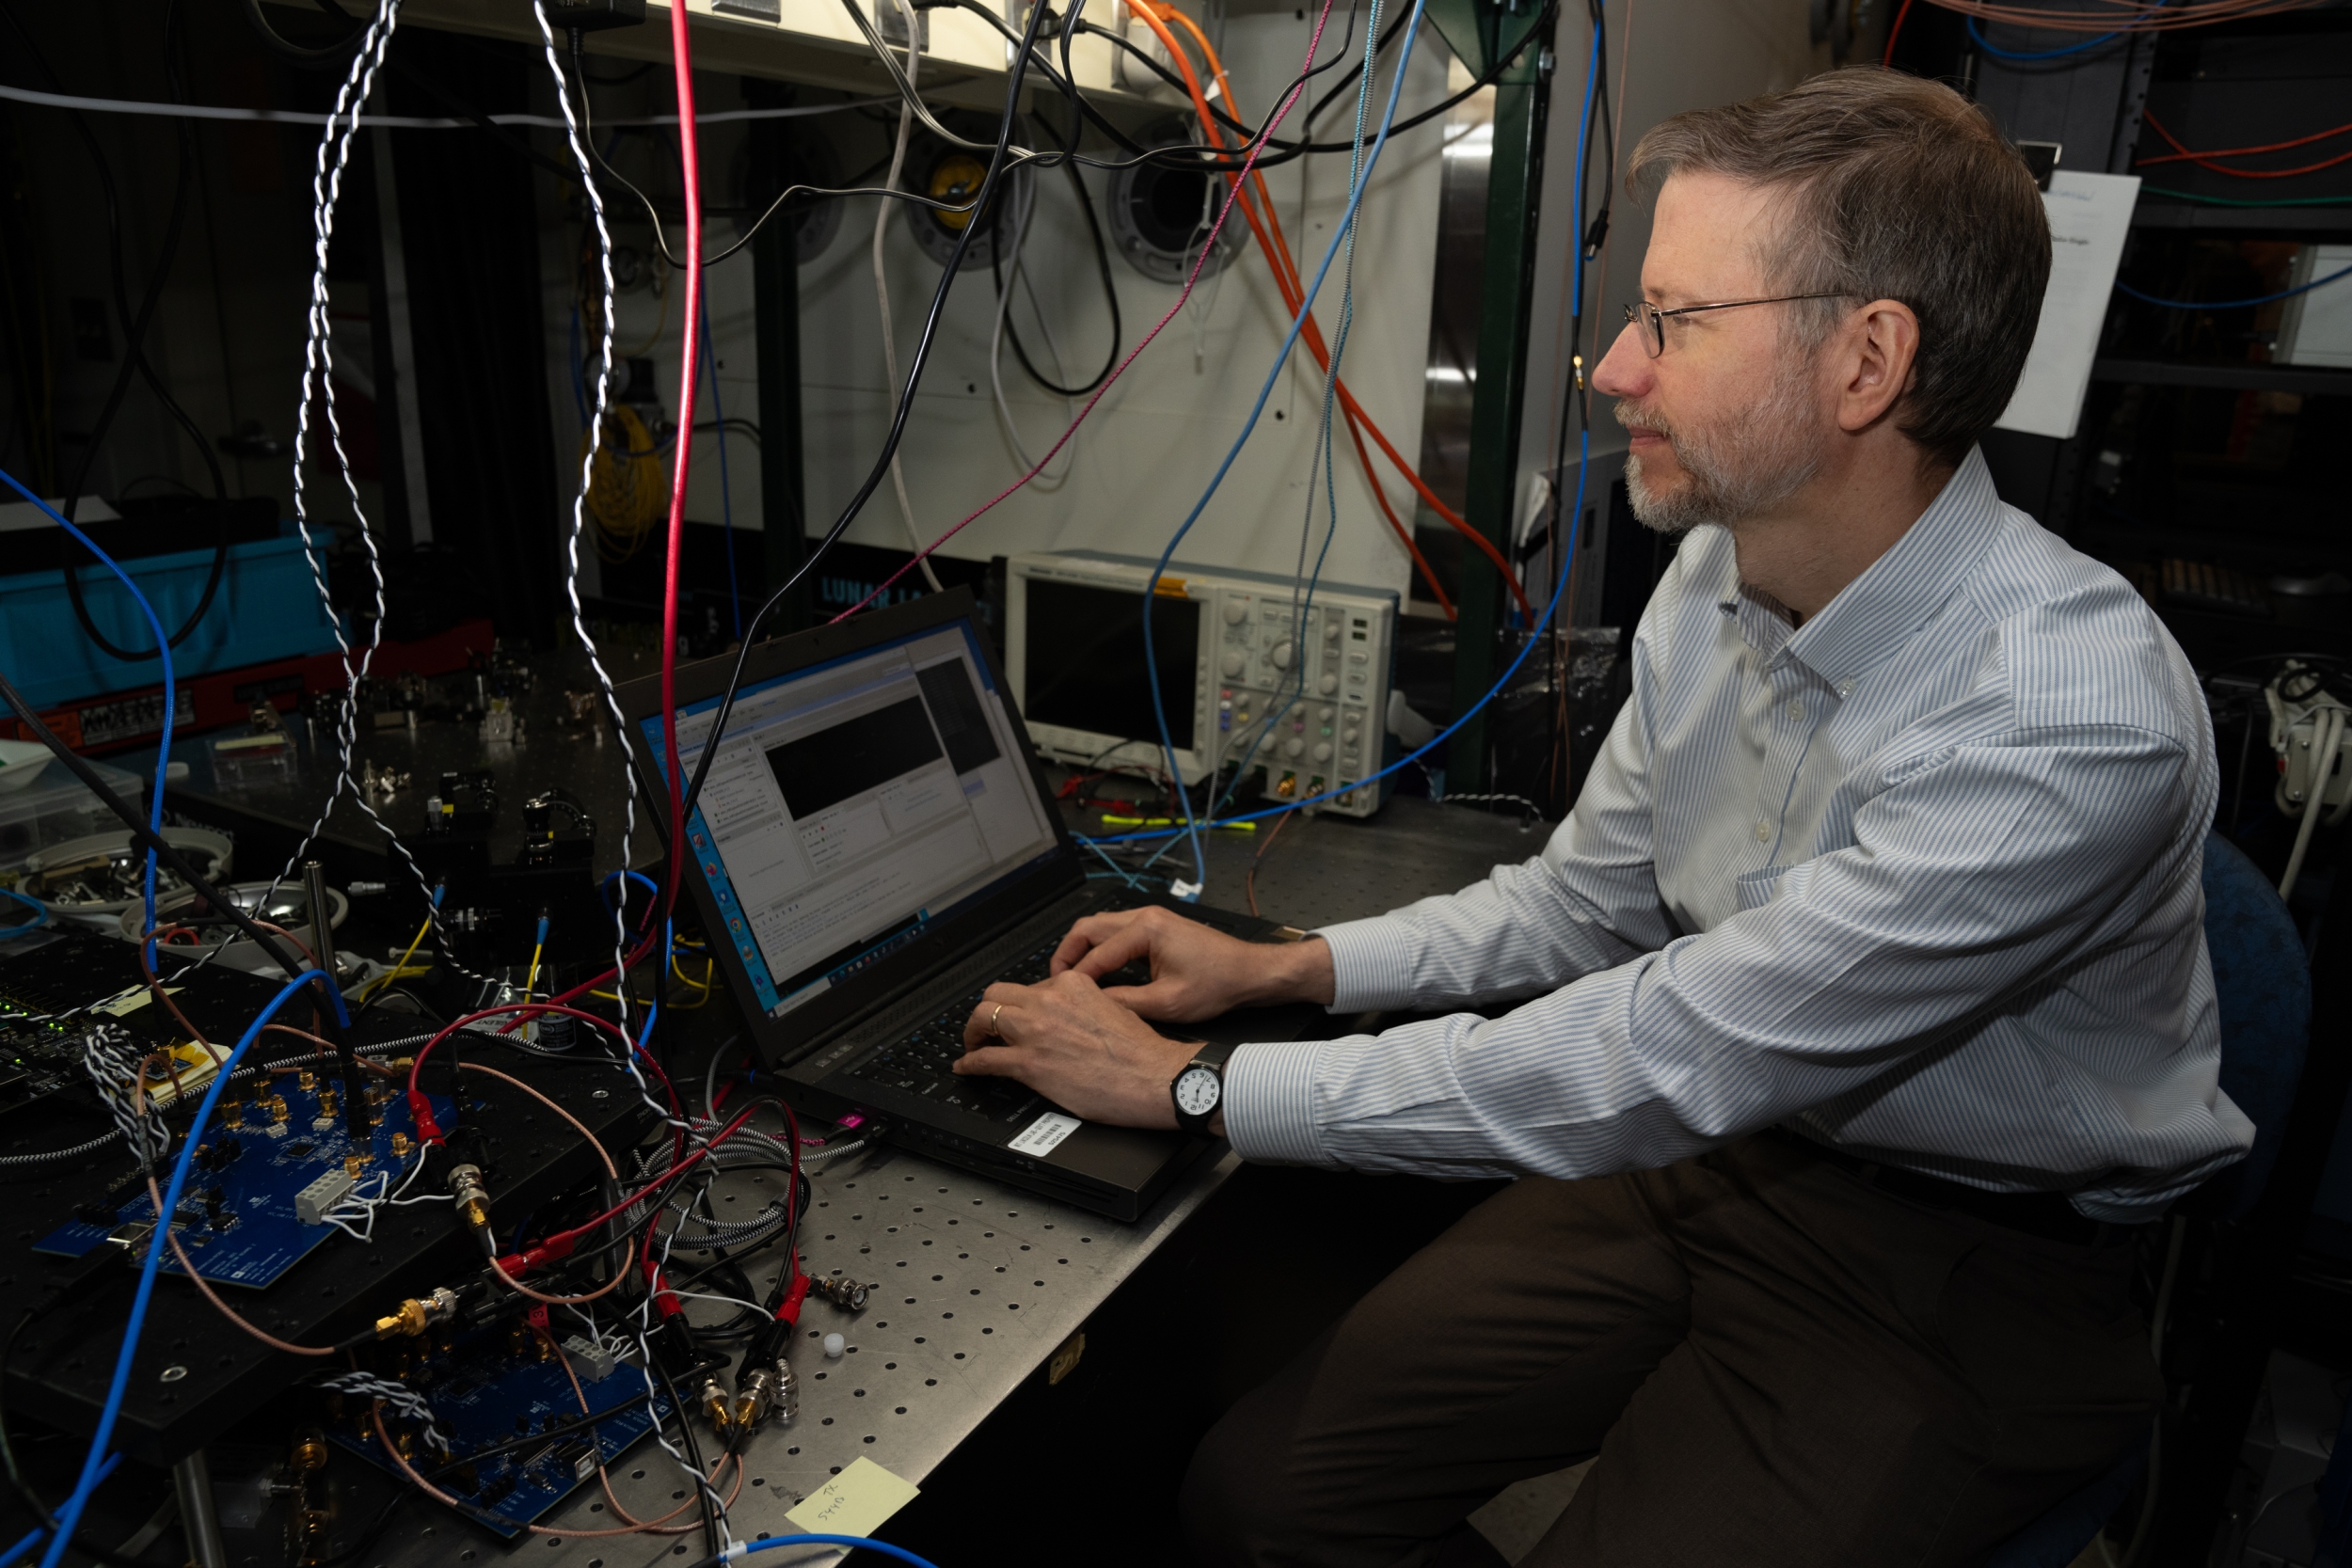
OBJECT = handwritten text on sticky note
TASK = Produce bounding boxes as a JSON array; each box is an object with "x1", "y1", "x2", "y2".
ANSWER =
[{"x1": 784, "y1": 1456, "x2": 920, "y2": 1539}]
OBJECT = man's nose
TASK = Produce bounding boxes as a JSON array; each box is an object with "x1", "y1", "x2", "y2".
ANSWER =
[{"x1": 1590, "y1": 319, "x2": 1650, "y2": 401}]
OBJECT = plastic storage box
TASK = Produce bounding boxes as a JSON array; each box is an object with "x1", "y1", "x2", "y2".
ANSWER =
[{"x1": 0, "y1": 754, "x2": 147, "y2": 878}]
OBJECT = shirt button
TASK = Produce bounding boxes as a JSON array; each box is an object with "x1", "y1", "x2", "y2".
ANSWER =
[
  {"x1": 1837, "y1": 680, "x2": 1855, "y2": 698},
  {"x1": 1754, "y1": 819, "x2": 1772, "y2": 843},
  {"x1": 1786, "y1": 700, "x2": 1804, "y2": 721}
]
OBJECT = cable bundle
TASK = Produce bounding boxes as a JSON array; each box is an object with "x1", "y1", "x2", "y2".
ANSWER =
[{"x1": 581, "y1": 404, "x2": 671, "y2": 562}]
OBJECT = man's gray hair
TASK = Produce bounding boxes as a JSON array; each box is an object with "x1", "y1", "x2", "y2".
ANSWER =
[{"x1": 1630, "y1": 68, "x2": 2052, "y2": 467}]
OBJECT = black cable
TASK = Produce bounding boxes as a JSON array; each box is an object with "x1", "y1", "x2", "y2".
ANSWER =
[
  {"x1": 1, "y1": 1, "x2": 237, "y2": 660},
  {"x1": 670, "y1": 0, "x2": 1053, "y2": 845},
  {"x1": 990, "y1": 117, "x2": 1120, "y2": 398},
  {"x1": 0, "y1": 1311, "x2": 173, "y2": 1568},
  {"x1": 237, "y1": 0, "x2": 369, "y2": 62},
  {"x1": 0, "y1": 669, "x2": 317, "y2": 991}
]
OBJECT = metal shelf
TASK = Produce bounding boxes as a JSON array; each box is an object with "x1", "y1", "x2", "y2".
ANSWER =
[
  {"x1": 2090, "y1": 358, "x2": 2352, "y2": 394},
  {"x1": 2133, "y1": 201, "x2": 2352, "y2": 235}
]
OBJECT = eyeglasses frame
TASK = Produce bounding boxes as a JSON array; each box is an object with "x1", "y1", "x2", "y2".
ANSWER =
[{"x1": 1621, "y1": 293, "x2": 1851, "y2": 357}]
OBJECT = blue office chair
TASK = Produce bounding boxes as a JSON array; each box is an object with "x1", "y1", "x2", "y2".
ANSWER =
[{"x1": 1983, "y1": 832, "x2": 2312, "y2": 1568}]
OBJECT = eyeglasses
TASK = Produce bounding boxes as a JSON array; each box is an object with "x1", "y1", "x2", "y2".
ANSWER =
[{"x1": 1621, "y1": 294, "x2": 1848, "y2": 358}]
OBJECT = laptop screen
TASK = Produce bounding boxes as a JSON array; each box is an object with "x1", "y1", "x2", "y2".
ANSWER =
[{"x1": 644, "y1": 620, "x2": 1060, "y2": 1020}]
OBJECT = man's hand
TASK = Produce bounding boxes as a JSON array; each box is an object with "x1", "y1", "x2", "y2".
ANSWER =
[
  {"x1": 956, "y1": 970, "x2": 1201, "y2": 1129},
  {"x1": 1048, "y1": 906, "x2": 1334, "y2": 1022}
]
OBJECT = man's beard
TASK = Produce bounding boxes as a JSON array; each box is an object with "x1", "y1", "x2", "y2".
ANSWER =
[{"x1": 1617, "y1": 357, "x2": 1824, "y2": 534}]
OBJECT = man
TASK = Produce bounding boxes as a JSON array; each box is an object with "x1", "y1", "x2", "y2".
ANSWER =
[{"x1": 955, "y1": 68, "x2": 2251, "y2": 1565}]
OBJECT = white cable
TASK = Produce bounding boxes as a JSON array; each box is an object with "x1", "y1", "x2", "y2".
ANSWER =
[
  {"x1": 988, "y1": 190, "x2": 1077, "y2": 485},
  {"x1": 532, "y1": 0, "x2": 658, "y2": 1125},
  {"x1": 2280, "y1": 704, "x2": 2339, "y2": 901},
  {"x1": 260, "y1": 0, "x2": 498, "y2": 994},
  {"x1": 874, "y1": 0, "x2": 946, "y2": 593}
]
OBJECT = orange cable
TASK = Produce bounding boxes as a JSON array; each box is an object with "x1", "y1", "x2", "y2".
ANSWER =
[
  {"x1": 2140, "y1": 108, "x2": 2352, "y2": 179},
  {"x1": 1136, "y1": 3, "x2": 1532, "y2": 616}
]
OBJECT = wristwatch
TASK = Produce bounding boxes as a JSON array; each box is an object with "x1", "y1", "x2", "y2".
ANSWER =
[{"x1": 1169, "y1": 1040, "x2": 1238, "y2": 1135}]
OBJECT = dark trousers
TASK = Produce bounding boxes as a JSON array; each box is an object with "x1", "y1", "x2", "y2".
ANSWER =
[{"x1": 1181, "y1": 1135, "x2": 2160, "y2": 1567}]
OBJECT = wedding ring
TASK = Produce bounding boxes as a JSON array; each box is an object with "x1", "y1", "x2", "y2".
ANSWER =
[{"x1": 988, "y1": 1003, "x2": 1006, "y2": 1037}]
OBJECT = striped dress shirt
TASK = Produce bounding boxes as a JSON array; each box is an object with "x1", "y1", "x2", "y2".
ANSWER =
[{"x1": 1224, "y1": 450, "x2": 2252, "y2": 1221}]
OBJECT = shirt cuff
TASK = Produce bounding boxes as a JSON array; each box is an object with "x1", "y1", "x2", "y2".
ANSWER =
[
  {"x1": 1314, "y1": 917, "x2": 1422, "y2": 1012},
  {"x1": 1222, "y1": 1039, "x2": 1334, "y2": 1166}
]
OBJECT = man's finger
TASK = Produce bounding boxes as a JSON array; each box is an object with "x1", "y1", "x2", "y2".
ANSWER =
[
  {"x1": 961, "y1": 983, "x2": 1027, "y2": 1048},
  {"x1": 1050, "y1": 911, "x2": 1141, "y2": 974},
  {"x1": 1098, "y1": 976, "x2": 1187, "y2": 1021},
  {"x1": 1069, "y1": 926, "x2": 1156, "y2": 981},
  {"x1": 952, "y1": 1040, "x2": 1031, "y2": 1078}
]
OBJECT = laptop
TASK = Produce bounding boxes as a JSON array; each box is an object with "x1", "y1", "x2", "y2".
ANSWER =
[{"x1": 617, "y1": 588, "x2": 1319, "y2": 1219}]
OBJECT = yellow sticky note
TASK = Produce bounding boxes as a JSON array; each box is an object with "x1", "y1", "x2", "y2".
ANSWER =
[
  {"x1": 94, "y1": 983, "x2": 173, "y2": 1019},
  {"x1": 783, "y1": 1456, "x2": 920, "y2": 1539}
]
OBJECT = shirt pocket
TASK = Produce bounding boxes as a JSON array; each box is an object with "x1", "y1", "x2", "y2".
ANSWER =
[{"x1": 1736, "y1": 864, "x2": 1790, "y2": 913}]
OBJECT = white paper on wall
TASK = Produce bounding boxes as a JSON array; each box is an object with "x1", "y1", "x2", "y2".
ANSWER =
[{"x1": 1994, "y1": 170, "x2": 2141, "y2": 442}]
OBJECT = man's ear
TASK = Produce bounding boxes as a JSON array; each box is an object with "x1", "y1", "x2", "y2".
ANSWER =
[{"x1": 1837, "y1": 299, "x2": 1922, "y2": 435}]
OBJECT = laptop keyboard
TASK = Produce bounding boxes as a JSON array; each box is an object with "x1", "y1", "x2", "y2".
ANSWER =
[{"x1": 844, "y1": 935, "x2": 1151, "y2": 1125}]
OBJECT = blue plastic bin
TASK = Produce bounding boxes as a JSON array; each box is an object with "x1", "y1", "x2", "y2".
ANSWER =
[{"x1": 0, "y1": 536, "x2": 342, "y2": 709}]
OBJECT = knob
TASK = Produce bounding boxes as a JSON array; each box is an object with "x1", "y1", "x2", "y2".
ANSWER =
[
  {"x1": 1221, "y1": 651, "x2": 1245, "y2": 678},
  {"x1": 1222, "y1": 598, "x2": 1248, "y2": 626},
  {"x1": 1269, "y1": 644, "x2": 1293, "y2": 671},
  {"x1": 1324, "y1": 618, "x2": 1341, "y2": 640},
  {"x1": 1343, "y1": 729, "x2": 1359, "y2": 751},
  {"x1": 1312, "y1": 742, "x2": 1332, "y2": 763},
  {"x1": 1317, "y1": 673, "x2": 1338, "y2": 695},
  {"x1": 1283, "y1": 737, "x2": 1305, "y2": 760},
  {"x1": 1319, "y1": 705, "x2": 1335, "y2": 721}
]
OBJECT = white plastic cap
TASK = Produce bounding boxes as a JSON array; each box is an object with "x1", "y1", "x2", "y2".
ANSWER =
[{"x1": 822, "y1": 1332, "x2": 846, "y2": 1360}]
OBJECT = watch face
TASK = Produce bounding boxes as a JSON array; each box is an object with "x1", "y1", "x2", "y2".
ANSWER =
[{"x1": 1173, "y1": 1066, "x2": 1220, "y2": 1117}]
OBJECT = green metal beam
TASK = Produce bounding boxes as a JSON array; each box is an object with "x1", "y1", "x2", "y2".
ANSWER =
[{"x1": 1445, "y1": 13, "x2": 1556, "y2": 790}]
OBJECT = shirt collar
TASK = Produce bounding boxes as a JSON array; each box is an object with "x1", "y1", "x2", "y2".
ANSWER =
[{"x1": 1713, "y1": 447, "x2": 2005, "y2": 691}]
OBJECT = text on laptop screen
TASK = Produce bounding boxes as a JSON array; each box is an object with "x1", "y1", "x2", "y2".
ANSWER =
[{"x1": 645, "y1": 623, "x2": 1058, "y2": 1019}]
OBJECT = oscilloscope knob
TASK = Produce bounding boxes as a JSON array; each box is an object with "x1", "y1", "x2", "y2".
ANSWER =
[
  {"x1": 1221, "y1": 651, "x2": 1246, "y2": 678},
  {"x1": 1222, "y1": 598, "x2": 1249, "y2": 626},
  {"x1": 1317, "y1": 673, "x2": 1338, "y2": 696},
  {"x1": 1312, "y1": 741, "x2": 1333, "y2": 763},
  {"x1": 1269, "y1": 644, "x2": 1293, "y2": 671},
  {"x1": 1283, "y1": 737, "x2": 1306, "y2": 760}
]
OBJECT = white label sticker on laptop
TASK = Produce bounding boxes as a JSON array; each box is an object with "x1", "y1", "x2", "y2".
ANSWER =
[{"x1": 1008, "y1": 1112, "x2": 1082, "y2": 1158}]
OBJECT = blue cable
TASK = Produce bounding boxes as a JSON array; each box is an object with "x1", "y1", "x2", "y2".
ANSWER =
[
  {"x1": 0, "y1": 1455, "x2": 121, "y2": 1568},
  {"x1": 700, "y1": 295, "x2": 744, "y2": 643},
  {"x1": 1568, "y1": 20, "x2": 1602, "y2": 320},
  {"x1": 1098, "y1": 3, "x2": 1605, "y2": 850},
  {"x1": 0, "y1": 466, "x2": 175, "y2": 978},
  {"x1": 1141, "y1": 0, "x2": 1431, "y2": 895},
  {"x1": 40, "y1": 969, "x2": 348, "y2": 1568},
  {"x1": 0, "y1": 885, "x2": 46, "y2": 942},
  {"x1": 1965, "y1": 17, "x2": 2119, "y2": 57},
  {"x1": 2117, "y1": 261, "x2": 2352, "y2": 311},
  {"x1": 721, "y1": 1533, "x2": 942, "y2": 1567},
  {"x1": 1193, "y1": 0, "x2": 1392, "y2": 842}
]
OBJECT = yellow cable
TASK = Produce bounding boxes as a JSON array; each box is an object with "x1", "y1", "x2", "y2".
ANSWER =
[
  {"x1": 358, "y1": 914, "x2": 435, "y2": 1000},
  {"x1": 524, "y1": 942, "x2": 545, "y2": 1002}
]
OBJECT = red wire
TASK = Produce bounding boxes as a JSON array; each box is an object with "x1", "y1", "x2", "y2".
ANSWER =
[
  {"x1": 2136, "y1": 115, "x2": 2352, "y2": 163},
  {"x1": 658, "y1": 0, "x2": 705, "y2": 924},
  {"x1": 1883, "y1": 0, "x2": 1917, "y2": 64},
  {"x1": 826, "y1": 0, "x2": 1345, "y2": 623},
  {"x1": 403, "y1": 1001, "x2": 634, "y2": 1142},
  {"x1": 2140, "y1": 108, "x2": 2352, "y2": 179},
  {"x1": 520, "y1": 1102, "x2": 760, "y2": 1258}
]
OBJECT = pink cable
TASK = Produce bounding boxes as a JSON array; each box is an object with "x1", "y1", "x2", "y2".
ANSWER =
[
  {"x1": 659, "y1": 1, "x2": 704, "y2": 917},
  {"x1": 828, "y1": 0, "x2": 1345, "y2": 624}
]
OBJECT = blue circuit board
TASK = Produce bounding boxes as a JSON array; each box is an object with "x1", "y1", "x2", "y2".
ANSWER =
[
  {"x1": 331, "y1": 1327, "x2": 674, "y2": 1538},
  {"x1": 32, "y1": 1073, "x2": 453, "y2": 1289}
]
